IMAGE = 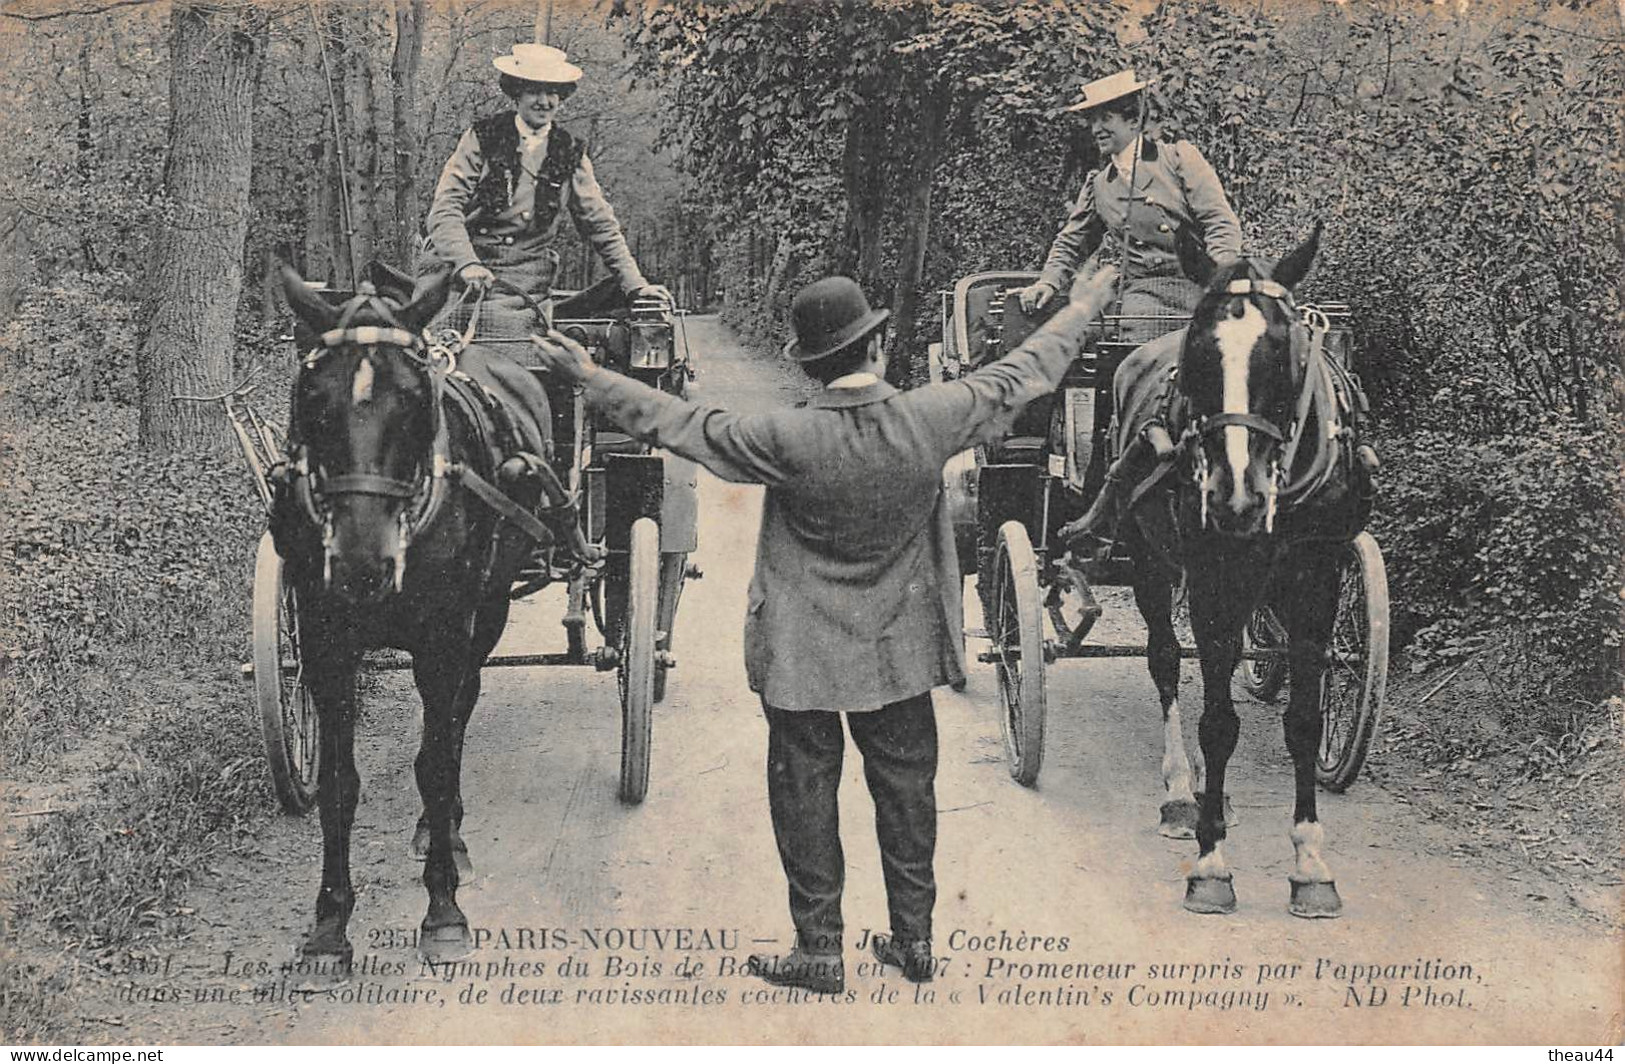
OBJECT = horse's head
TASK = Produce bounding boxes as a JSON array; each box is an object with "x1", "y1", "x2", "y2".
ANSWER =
[
  {"x1": 1176, "y1": 224, "x2": 1321, "y2": 538},
  {"x1": 280, "y1": 265, "x2": 453, "y2": 602}
]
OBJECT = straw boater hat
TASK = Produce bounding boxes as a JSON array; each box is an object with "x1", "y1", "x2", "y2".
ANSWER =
[
  {"x1": 1064, "y1": 68, "x2": 1154, "y2": 114},
  {"x1": 493, "y1": 43, "x2": 583, "y2": 84}
]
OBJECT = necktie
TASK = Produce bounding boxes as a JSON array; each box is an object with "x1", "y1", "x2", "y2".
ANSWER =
[{"x1": 514, "y1": 127, "x2": 549, "y2": 210}]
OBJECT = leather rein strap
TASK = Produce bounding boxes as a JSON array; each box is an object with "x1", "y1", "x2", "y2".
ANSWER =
[
  {"x1": 1119, "y1": 278, "x2": 1343, "y2": 518},
  {"x1": 291, "y1": 284, "x2": 566, "y2": 550}
]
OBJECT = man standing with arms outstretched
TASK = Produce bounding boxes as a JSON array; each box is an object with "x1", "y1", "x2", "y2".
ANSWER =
[{"x1": 530, "y1": 272, "x2": 1111, "y2": 993}]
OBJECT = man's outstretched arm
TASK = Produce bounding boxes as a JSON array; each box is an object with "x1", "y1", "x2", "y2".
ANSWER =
[{"x1": 528, "y1": 330, "x2": 787, "y2": 486}]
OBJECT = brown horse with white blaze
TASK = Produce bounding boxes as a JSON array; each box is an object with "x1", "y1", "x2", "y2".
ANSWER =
[{"x1": 1105, "y1": 223, "x2": 1373, "y2": 917}]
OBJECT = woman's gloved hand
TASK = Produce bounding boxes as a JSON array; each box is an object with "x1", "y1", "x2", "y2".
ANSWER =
[
  {"x1": 1016, "y1": 281, "x2": 1057, "y2": 314},
  {"x1": 458, "y1": 263, "x2": 495, "y2": 291},
  {"x1": 629, "y1": 282, "x2": 675, "y2": 308}
]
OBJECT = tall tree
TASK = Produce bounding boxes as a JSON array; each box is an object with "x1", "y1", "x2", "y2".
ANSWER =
[
  {"x1": 136, "y1": 0, "x2": 267, "y2": 453},
  {"x1": 390, "y1": 0, "x2": 427, "y2": 268}
]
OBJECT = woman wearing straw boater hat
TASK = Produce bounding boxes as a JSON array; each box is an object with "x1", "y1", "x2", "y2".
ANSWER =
[
  {"x1": 416, "y1": 42, "x2": 673, "y2": 478},
  {"x1": 1017, "y1": 68, "x2": 1243, "y2": 335},
  {"x1": 1017, "y1": 68, "x2": 1245, "y2": 546},
  {"x1": 528, "y1": 274, "x2": 1110, "y2": 995},
  {"x1": 421, "y1": 42, "x2": 672, "y2": 328}
]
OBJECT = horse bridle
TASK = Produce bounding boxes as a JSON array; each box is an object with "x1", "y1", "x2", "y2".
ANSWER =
[
  {"x1": 285, "y1": 286, "x2": 453, "y2": 591},
  {"x1": 1181, "y1": 271, "x2": 1313, "y2": 534}
]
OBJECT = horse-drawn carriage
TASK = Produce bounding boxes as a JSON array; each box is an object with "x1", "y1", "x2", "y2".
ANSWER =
[
  {"x1": 230, "y1": 275, "x2": 697, "y2": 815},
  {"x1": 933, "y1": 267, "x2": 1389, "y2": 792}
]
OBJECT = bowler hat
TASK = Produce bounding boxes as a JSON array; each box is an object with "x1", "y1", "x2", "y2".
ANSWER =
[
  {"x1": 1064, "y1": 68, "x2": 1154, "y2": 114},
  {"x1": 784, "y1": 277, "x2": 889, "y2": 363},
  {"x1": 493, "y1": 43, "x2": 583, "y2": 84}
]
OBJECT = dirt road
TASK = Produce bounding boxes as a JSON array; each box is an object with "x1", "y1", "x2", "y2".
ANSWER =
[{"x1": 81, "y1": 316, "x2": 1619, "y2": 1045}]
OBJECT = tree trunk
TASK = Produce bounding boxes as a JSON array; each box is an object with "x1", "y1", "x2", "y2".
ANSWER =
[
  {"x1": 306, "y1": 134, "x2": 338, "y2": 284},
  {"x1": 886, "y1": 90, "x2": 947, "y2": 388},
  {"x1": 839, "y1": 91, "x2": 888, "y2": 292},
  {"x1": 390, "y1": 0, "x2": 426, "y2": 269},
  {"x1": 0, "y1": 204, "x2": 32, "y2": 324},
  {"x1": 345, "y1": 0, "x2": 383, "y2": 273},
  {"x1": 136, "y1": 2, "x2": 266, "y2": 454},
  {"x1": 317, "y1": 7, "x2": 357, "y2": 290}
]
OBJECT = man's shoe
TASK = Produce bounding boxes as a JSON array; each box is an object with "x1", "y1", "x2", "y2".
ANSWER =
[
  {"x1": 747, "y1": 950, "x2": 844, "y2": 994},
  {"x1": 870, "y1": 934, "x2": 935, "y2": 984}
]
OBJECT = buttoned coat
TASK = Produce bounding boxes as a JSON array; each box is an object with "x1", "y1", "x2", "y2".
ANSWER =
[
  {"x1": 1038, "y1": 137, "x2": 1243, "y2": 292},
  {"x1": 575, "y1": 303, "x2": 1099, "y2": 712}
]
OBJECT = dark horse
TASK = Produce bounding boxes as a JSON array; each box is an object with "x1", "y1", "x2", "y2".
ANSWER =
[
  {"x1": 1103, "y1": 224, "x2": 1373, "y2": 917},
  {"x1": 272, "y1": 264, "x2": 571, "y2": 970}
]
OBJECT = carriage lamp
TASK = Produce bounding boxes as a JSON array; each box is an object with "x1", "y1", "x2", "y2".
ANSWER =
[{"x1": 629, "y1": 322, "x2": 672, "y2": 369}]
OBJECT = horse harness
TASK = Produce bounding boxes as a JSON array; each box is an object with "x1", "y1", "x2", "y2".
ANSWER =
[
  {"x1": 1120, "y1": 273, "x2": 1374, "y2": 534},
  {"x1": 275, "y1": 286, "x2": 599, "y2": 589}
]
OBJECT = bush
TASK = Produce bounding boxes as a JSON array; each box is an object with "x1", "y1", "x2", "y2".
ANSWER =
[
  {"x1": 1374, "y1": 419, "x2": 1623, "y2": 707},
  {"x1": 0, "y1": 272, "x2": 142, "y2": 415}
]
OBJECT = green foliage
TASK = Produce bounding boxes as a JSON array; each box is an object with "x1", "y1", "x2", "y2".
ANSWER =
[
  {"x1": 1374, "y1": 421, "x2": 1623, "y2": 701},
  {"x1": 624, "y1": 0, "x2": 1120, "y2": 366},
  {"x1": 0, "y1": 307, "x2": 263, "y2": 761},
  {"x1": 1, "y1": 314, "x2": 271, "y2": 992},
  {"x1": 0, "y1": 271, "x2": 141, "y2": 414},
  {"x1": 1134, "y1": 0, "x2": 1622, "y2": 432},
  {"x1": 0, "y1": 8, "x2": 170, "y2": 281}
]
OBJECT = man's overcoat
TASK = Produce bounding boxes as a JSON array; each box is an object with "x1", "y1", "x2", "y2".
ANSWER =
[{"x1": 577, "y1": 304, "x2": 1099, "y2": 712}]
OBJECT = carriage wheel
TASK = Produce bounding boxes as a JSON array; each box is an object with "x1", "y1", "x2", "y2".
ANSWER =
[
  {"x1": 616, "y1": 517, "x2": 659, "y2": 804},
  {"x1": 992, "y1": 521, "x2": 1047, "y2": 787},
  {"x1": 1315, "y1": 531, "x2": 1390, "y2": 792},
  {"x1": 652, "y1": 551, "x2": 688, "y2": 704},
  {"x1": 1238, "y1": 604, "x2": 1289, "y2": 702},
  {"x1": 253, "y1": 532, "x2": 320, "y2": 814}
]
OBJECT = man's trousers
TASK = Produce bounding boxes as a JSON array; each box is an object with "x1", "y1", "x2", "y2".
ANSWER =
[{"x1": 762, "y1": 692, "x2": 937, "y2": 956}]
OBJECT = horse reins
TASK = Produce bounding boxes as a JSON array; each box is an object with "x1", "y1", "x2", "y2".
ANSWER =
[
  {"x1": 282, "y1": 283, "x2": 599, "y2": 592},
  {"x1": 1110, "y1": 274, "x2": 1348, "y2": 537},
  {"x1": 1182, "y1": 274, "x2": 1348, "y2": 532}
]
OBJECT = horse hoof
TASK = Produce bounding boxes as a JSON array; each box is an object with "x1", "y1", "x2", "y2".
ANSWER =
[
  {"x1": 292, "y1": 943, "x2": 353, "y2": 989},
  {"x1": 1223, "y1": 796, "x2": 1238, "y2": 828},
  {"x1": 410, "y1": 823, "x2": 430, "y2": 861},
  {"x1": 453, "y1": 846, "x2": 474, "y2": 879},
  {"x1": 1289, "y1": 878, "x2": 1343, "y2": 919},
  {"x1": 419, "y1": 923, "x2": 473, "y2": 963},
  {"x1": 1183, "y1": 875, "x2": 1237, "y2": 915},
  {"x1": 1158, "y1": 800, "x2": 1198, "y2": 839}
]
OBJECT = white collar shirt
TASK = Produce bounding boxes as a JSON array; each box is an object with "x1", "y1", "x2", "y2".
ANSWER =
[
  {"x1": 515, "y1": 114, "x2": 551, "y2": 158},
  {"x1": 1111, "y1": 135, "x2": 1144, "y2": 182}
]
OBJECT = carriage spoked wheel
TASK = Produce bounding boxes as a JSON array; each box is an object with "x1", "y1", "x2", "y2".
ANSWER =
[
  {"x1": 1316, "y1": 531, "x2": 1390, "y2": 792},
  {"x1": 253, "y1": 532, "x2": 320, "y2": 814},
  {"x1": 1238, "y1": 604, "x2": 1289, "y2": 702},
  {"x1": 615, "y1": 517, "x2": 660, "y2": 805},
  {"x1": 991, "y1": 520, "x2": 1047, "y2": 787},
  {"x1": 652, "y1": 551, "x2": 688, "y2": 704}
]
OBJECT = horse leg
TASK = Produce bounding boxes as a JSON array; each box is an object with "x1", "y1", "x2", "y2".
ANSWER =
[
  {"x1": 412, "y1": 637, "x2": 479, "y2": 962},
  {"x1": 1128, "y1": 552, "x2": 1196, "y2": 839},
  {"x1": 1277, "y1": 549, "x2": 1343, "y2": 918},
  {"x1": 1183, "y1": 563, "x2": 1248, "y2": 915},
  {"x1": 300, "y1": 643, "x2": 363, "y2": 976},
  {"x1": 411, "y1": 595, "x2": 513, "y2": 875}
]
